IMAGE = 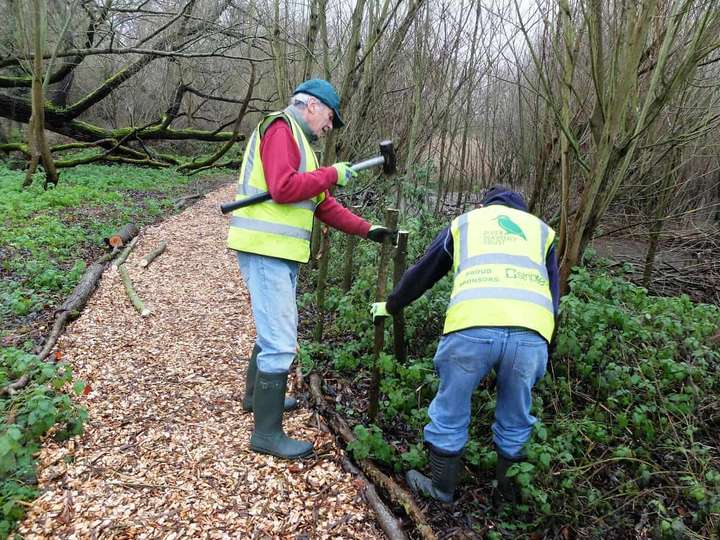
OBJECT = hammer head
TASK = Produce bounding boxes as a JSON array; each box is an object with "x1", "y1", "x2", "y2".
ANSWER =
[{"x1": 379, "y1": 140, "x2": 396, "y2": 175}]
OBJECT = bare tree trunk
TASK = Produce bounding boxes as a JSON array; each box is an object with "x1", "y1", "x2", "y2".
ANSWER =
[
  {"x1": 456, "y1": 0, "x2": 480, "y2": 208},
  {"x1": 556, "y1": 0, "x2": 575, "y2": 261},
  {"x1": 642, "y1": 148, "x2": 679, "y2": 287},
  {"x1": 24, "y1": 0, "x2": 59, "y2": 189},
  {"x1": 313, "y1": 228, "x2": 331, "y2": 342},
  {"x1": 301, "y1": 0, "x2": 321, "y2": 80},
  {"x1": 272, "y1": 0, "x2": 289, "y2": 107},
  {"x1": 398, "y1": 5, "x2": 429, "y2": 211}
]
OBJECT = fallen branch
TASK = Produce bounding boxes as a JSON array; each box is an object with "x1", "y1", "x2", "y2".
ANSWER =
[
  {"x1": 140, "y1": 241, "x2": 166, "y2": 268},
  {"x1": 173, "y1": 194, "x2": 203, "y2": 210},
  {"x1": 112, "y1": 237, "x2": 139, "y2": 269},
  {"x1": 295, "y1": 362, "x2": 305, "y2": 392},
  {"x1": 104, "y1": 223, "x2": 139, "y2": 249},
  {"x1": 341, "y1": 457, "x2": 408, "y2": 540},
  {"x1": 36, "y1": 249, "x2": 119, "y2": 360},
  {"x1": 185, "y1": 159, "x2": 241, "y2": 176},
  {"x1": 177, "y1": 63, "x2": 255, "y2": 174},
  {"x1": 309, "y1": 374, "x2": 436, "y2": 540},
  {"x1": 0, "y1": 374, "x2": 30, "y2": 397},
  {"x1": 118, "y1": 264, "x2": 151, "y2": 317}
]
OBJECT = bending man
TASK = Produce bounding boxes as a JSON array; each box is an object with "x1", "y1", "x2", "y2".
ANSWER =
[{"x1": 372, "y1": 186, "x2": 559, "y2": 505}]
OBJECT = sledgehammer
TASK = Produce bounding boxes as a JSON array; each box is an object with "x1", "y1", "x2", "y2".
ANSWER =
[{"x1": 220, "y1": 140, "x2": 395, "y2": 214}]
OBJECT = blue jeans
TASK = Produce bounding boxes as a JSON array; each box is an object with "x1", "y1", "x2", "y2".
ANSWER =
[
  {"x1": 236, "y1": 252, "x2": 299, "y2": 374},
  {"x1": 424, "y1": 327, "x2": 548, "y2": 459}
]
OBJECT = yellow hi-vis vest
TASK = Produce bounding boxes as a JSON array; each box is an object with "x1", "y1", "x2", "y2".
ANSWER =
[
  {"x1": 226, "y1": 110, "x2": 325, "y2": 263},
  {"x1": 443, "y1": 205, "x2": 556, "y2": 342}
]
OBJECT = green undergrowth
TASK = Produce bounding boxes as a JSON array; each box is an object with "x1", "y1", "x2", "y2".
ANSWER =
[
  {"x1": 298, "y1": 208, "x2": 720, "y2": 538},
  {"x1": 0, "y1": 347, "x2": 87, "y2": 537},
  {"x1": 0, "y1": 162, "x2": 230, "y2": 328}
]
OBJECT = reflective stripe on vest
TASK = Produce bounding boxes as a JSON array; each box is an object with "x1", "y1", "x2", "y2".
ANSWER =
[
  {"x1": 226, "y1": 110, "x2": 325, "y2": 263},
  {"x1": 443, "y1": 206, "x2": 556, "y2": 341}
]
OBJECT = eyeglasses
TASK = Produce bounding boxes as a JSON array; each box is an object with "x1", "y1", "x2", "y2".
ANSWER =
[{"x1": 311, "y1": 100, "x2": 333, "y2": 124}]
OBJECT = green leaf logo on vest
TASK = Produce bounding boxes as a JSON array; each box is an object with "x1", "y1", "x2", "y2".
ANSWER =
[{"x1": 495, "y1": 215, "x2": 526, "y2": 240}]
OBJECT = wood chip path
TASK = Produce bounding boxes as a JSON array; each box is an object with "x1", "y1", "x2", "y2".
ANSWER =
[{"x1": 19, "y1": 184, "x2": 383, "y2": 539}]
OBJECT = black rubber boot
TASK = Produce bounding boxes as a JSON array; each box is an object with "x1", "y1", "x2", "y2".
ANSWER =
[
  {"x1": 494, "y1": 452, "x2": 523, "y2": 508},
  {"x1": 250, "y1": 370, "x2": 313, "y2": 459},
  {"x1": 405, "y1": 445, "x2": 462, "y2": 503},
  {"x1": 242, "y1": 345, "x2": 297, "y2": 412}
]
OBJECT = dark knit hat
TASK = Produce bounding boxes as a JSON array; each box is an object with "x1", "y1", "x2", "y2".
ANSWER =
[{"x1": 480, "y1": 185, "x2": 528, "y2": 211}]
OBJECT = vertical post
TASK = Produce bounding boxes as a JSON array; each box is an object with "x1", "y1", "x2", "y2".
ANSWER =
[
  {"x1": 310, "y1": 217, "x2": 322, "y2": 269},
  {"x1": 392, "y1": 231, "x2": 409, "y2": 363},
  {"x1": 368, "y1": 208, "x2": 399, "y2": 422},
  {"x1": 341, "y1": 206, "x2": 361, "y2": 292},
  {"x1": 313, "y1": 226, "x2": 331, "y2": 342}
]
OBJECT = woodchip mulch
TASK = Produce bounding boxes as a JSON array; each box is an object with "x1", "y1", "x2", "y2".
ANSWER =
[{"x1": 19, "y1": 184, "x2": 382, "y2": 539}]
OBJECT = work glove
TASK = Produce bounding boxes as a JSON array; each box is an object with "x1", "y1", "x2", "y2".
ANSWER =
[
  {"x1": 332, "y1": 162, "x2": 357, "y2": 187},
  {"x1": 367, "y1": 225, "x2": 396, "y2": 244},
  {"x1": 371, "y1": 302, "x2": 390, "y2": 322}
]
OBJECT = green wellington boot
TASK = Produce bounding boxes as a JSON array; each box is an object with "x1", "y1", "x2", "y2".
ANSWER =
[
  {"x1": 242, "y1": 345, "x2": 297, "y2": 412},
  {"x1": 494, "y1": 452, "x2": 523, "y2": 509},
  {"x1": 250, "y1": 370, "x2": 313, "y2": 459},
  {"x1": 406, "y1": 446, "x2": 462, "y2": 504}
]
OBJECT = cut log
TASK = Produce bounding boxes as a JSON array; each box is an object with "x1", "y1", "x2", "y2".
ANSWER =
[
  {"x1": 104, "y1": 223, "x2": 139, "y2": 249},
  {"x1": 112, "y1": 237, "x2": 139, "y2": 270},
  {"x1": 37, "y1": 255, "x2": 115, "y2": 360},
  {"x1": 118, "y1": 264, "x2": 151, "y2": 317},
  {"x1": 309, "y1": 374, "x2": 436, "y2": 540},
  {"x1": 140, "y1": 241, "x2": 167, "y2": 268}
]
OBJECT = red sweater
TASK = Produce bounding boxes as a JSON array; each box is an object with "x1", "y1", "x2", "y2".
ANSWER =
[{"x1": 259, "y1": 119, "x2": 371, "y2": 237}]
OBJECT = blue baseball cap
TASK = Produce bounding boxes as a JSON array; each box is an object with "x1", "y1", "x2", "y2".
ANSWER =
[{"x1": 292, "y1": 79, "x2": 344, "y2": 129}]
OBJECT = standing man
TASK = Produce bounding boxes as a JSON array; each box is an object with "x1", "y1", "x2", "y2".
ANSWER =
[
  {"x1": 229, "y1": 79, "x2": 394, "y2": 460},
  {"x1": 371, "y1": 186, "x2": 559, "y2": 505}
]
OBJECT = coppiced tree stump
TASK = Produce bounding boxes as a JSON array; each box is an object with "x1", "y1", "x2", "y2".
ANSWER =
[
  {"x1": 140, "y1": 241, "x2": 167, "y2": 268},
  {"x1": 118, "y1": 265, "x2": 151, "y2": 317}
]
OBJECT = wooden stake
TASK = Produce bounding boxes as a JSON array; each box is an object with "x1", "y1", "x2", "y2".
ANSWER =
[
  {"x1": 368, "y1": 208, "x2": 399, "y2": 421},
  {"x1": 392, "y1": 231, "x2": 409, "y2": 363},
  {"x1": 313, "y1": 227, "x2": 331, "y2": 342},
  {"x1": 341, "y1": 205, "x2": 362, "y2": 292}
]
